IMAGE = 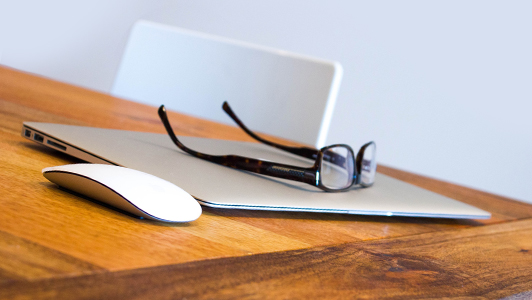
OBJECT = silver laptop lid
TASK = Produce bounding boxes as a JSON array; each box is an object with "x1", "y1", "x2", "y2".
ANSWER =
[{"x1": 22, "y1": 122, "x2": 491, "y2": 219}]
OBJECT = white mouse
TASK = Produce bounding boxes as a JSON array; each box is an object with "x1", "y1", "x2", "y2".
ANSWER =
[{"x1": 42, "y1": 164, "x2": 201, "y2": 223}]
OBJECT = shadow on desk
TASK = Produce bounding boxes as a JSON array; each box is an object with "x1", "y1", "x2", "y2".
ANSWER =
[{"x1": 204, "y1": 206, "x2": 485, "y2": 227}]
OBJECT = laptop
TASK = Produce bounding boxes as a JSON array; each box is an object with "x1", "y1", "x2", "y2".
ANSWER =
[{"x1": 22, "y1": 122, "x2": 491, "y2": 219}]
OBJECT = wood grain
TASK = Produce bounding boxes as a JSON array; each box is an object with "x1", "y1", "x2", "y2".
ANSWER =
[
  {"x1": 0, "y1": 131, "x2": 310, "y2": 271},
  {"x1": 1, "y1": 65, "x2": 532, "y2": 298},
  {"x1": 0, "y1": 229, "x2": 104, "y2": 282},
  {"x1": 1, "y1": 219, "x2": 531, "y2": 300}
]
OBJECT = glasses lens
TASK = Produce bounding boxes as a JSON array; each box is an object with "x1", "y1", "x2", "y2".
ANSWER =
[
  {"x1": 320, "y1": 146, "x2": 355, "y2": 190},
  {"x1": 360, "y1": 142, "x2": 377, "y2": 186}
]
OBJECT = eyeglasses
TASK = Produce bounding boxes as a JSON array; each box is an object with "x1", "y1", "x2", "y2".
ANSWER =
[{"x1": 158, "y1": 102, "x2": 377, "y2": 192}]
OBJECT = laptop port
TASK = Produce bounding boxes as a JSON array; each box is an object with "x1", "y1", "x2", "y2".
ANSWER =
[
  {"x1": 46, "y1": 140, "x2": 67, "y2": 151},
  {"x1": 33, "y1": 133, "x2": 44, "y2": 143}
]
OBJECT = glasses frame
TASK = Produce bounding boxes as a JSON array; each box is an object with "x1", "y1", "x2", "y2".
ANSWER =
[{"x1": 158, "y1": 102, "x2": 375, "y2": 192}]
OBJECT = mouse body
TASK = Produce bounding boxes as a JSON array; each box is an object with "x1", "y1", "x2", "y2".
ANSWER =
[{"x1": 42, "y1": 164, "x2": 201, "y2": 222}]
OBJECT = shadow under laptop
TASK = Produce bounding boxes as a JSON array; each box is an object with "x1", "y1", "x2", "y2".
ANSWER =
[{"x1": 202, "y1": 205, "x2": 485, "y2": 227}]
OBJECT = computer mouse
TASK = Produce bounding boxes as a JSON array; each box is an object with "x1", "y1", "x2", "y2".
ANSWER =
[{"x1": 42, "y1": 164, "x2": 201, "y2": 223}]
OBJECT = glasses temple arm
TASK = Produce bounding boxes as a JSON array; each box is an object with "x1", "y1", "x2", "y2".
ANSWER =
[
  {"x1": 158, "y1": 105, "x2": 318, "y2": 186},
  {"x1": 158, "y1": 105, "x2": 202, "y2": 158},
  {"x1": 222, "y1": 102, "x2": 319, "y2": 161}
]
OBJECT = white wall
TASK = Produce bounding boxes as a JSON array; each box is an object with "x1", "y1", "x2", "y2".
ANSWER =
[{"x1": 1, "y1": 0, "x2": 530, "y2": 203}]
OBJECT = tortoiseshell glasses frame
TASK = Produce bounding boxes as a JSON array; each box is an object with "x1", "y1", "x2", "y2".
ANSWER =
[{"x1": 158, "y1": 102, "x2": 376, "y2": 192}]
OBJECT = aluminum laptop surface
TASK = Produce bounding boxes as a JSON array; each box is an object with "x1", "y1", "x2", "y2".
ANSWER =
[{"x1": 22, "y1": 122, "x2": 491, "y2": 219}]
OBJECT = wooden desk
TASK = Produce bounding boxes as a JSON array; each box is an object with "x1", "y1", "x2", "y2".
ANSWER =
[{"x1": 1, "y1": 66, "x2": 531, "y2": 299}]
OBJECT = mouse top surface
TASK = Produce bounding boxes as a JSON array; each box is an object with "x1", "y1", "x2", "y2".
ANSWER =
[{"x1": 42, "y1": 164, "x2": 201, "y2": 222}]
